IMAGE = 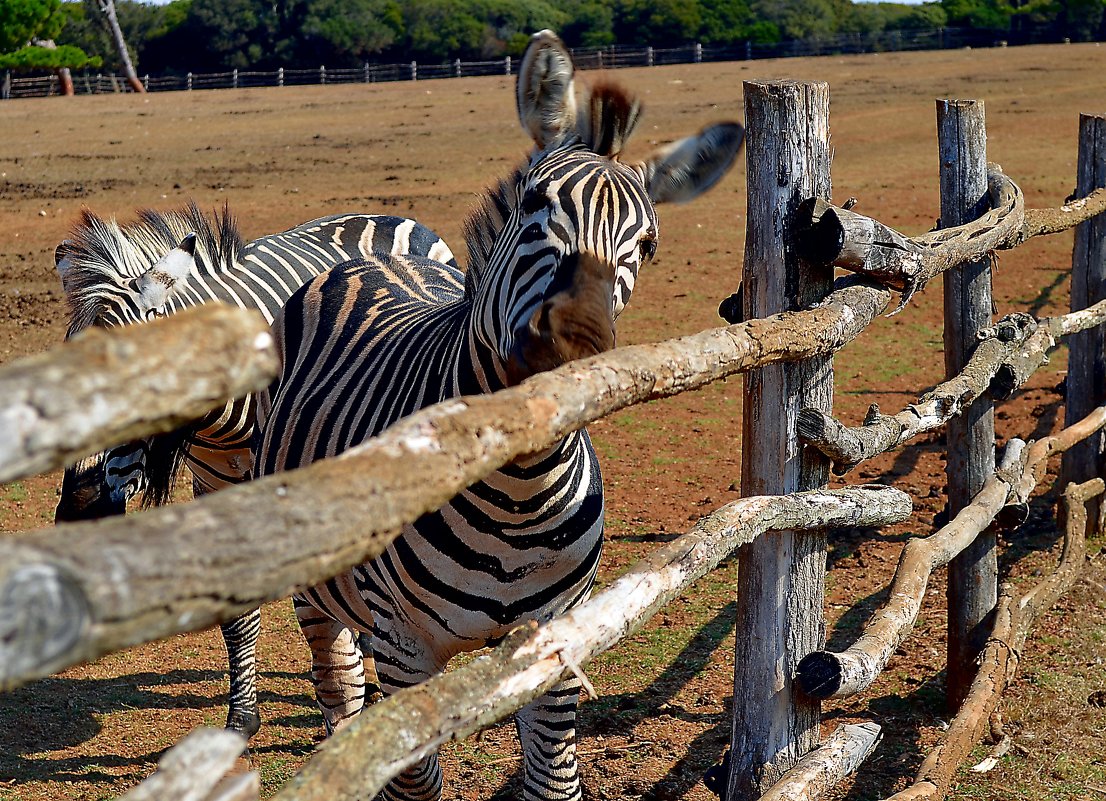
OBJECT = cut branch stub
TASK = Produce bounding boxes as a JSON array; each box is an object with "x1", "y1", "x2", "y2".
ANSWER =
[
  {"x1": 799, "y1": 312, "x2": 1037, "y2": 475},
  {"x1": 793, "y1": 164, "x2": 1024, "y2": 312}
]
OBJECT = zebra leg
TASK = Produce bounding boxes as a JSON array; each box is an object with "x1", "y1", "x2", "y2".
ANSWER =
[
  {"x1": 187, "y1": 479, "x2": 264, "y2": 740},
  {"x1": 221, "y1": 610, "x2": 262, "y2": 738},
  {"x1": 374, "y1": 630, "x2": 443, "y2": 801},
  {"x1": 293, "y1": 597, "x2": 367, "y2": 736},
  {"x1": 514, "y1": 675, "x2": 583, "y2": 801}
]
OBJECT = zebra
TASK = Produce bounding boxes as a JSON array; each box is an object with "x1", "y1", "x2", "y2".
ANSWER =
[
  {"x1": 253, "y1": 31, "x2": 743, "y2": 801},
  {"x1": 53, "y1": 204, "x2": 457, "y2": 738}
]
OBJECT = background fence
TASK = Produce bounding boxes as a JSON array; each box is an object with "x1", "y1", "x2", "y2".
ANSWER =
[
  {"x1": 3, "y1": 26, "x2": 1079, "y2": 100},
  {"x1": 0, "y1": 80, "x2": 1105, "y2": 801}
]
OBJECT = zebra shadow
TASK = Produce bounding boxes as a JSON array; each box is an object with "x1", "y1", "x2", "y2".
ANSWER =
[
  {"x1": 0, "y1": 669, "x2": 314, "y2": 784},
  {"x1": 482, "y1": 600, "x2": 737, "y2": 800}
]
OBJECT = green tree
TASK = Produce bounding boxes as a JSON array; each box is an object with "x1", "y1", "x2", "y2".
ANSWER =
[
  {"x1": 301, "y1": 0, "x2": 403, "y2": 65},
  {"x1": 613, "y1": 0, "x2": 702, "y2": 44},
  {"x1": 698, "y1": 0, "x2": 761, "y2": 44},
  {"x1": 941, "y1": 0, "x2": 1016, "y2": 28},
  {"x1": 0, "y1": 0, "x2": 99, "y2": 96},
  {"x1": 559, "y1": 0, "x2": 615, "y2": 47}
]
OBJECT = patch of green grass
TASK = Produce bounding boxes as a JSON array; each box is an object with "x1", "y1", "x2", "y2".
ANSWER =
[
  {"x1": 1, "y1": 481, "x2": 28, "y2": 503},
  {"x1": 259, "y1": 754, "x2": 303, "y2": 796}
]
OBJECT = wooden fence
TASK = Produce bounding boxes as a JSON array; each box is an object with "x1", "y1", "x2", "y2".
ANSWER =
[
  {"x1": 2, "y1": 26, "x2": 1060, "y2": 100},
  {"x1": 1, "y1": 82, "x2": 1105, "y2": 801}
]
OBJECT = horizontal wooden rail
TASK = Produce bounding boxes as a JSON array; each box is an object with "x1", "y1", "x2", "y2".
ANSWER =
[
  {"x1": 886, "y1": 477, "x2": 1103, "y2": 801},
  {"x1": 799, "y1": 313, "x2": 1035, "y2": 474},
  {"x1": 272, "y1": 486, "x2": 912, "y2": 801},
  {"x1": 794, "y1": 169, "x2": 1106, "y2": 312},
  {"x1": 0, "y1": 276, "x2": 890, "y2": 693},
  {"x1": 793, "y1": 164, "x2": 1023, "y2": 310},
  {"x1": 801, "y1": 293, "x2": 1106, "y2": 474},
  {"x1": 991, "y1": 294, "x2": 1106, "y2": 400},
  {"x1": 757, "y1": 722, "x2": 882, "y2": 801},
  {"x1": 0, "y1": 305, "x2": 278, "y2": 484},
  {"x1": 117, "y1": 728, "x2": 255, "y2": 801},
  {"x1": 796, "y1": 401, "x2": 1106, "y2": 700}
]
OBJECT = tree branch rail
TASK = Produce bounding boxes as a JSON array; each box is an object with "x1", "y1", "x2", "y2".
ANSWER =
[
  {"x1": 794, "y1": 166, "x2": 1106, "y2": 312},
  {"x1": 796, "y1": 402, "x2": 1106, "y2": 701}
]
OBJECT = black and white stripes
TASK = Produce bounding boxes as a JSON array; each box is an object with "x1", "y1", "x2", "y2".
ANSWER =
[
  {"x1": 252, "y1": 30, "x2": 742, "y2": 801},
  {"x1": 53, "y1": 205, "x2": 456, "y2": 739}
]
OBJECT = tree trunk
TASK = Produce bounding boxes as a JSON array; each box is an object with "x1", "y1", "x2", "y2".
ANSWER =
[
  {"x1": 96, "y1": 0, "x2": 145, "y2": 93},
  {"x1": 57, "y1": 67, "x2": 74, "y2": 96}
]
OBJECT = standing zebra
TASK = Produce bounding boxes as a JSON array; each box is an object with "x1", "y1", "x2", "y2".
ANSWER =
[
  {"x1": 53, "y1": 205, "x2": 456, "y2": 737},
  {"x1": 254, "y1": 31, "x2": 743, "y2": 800}
]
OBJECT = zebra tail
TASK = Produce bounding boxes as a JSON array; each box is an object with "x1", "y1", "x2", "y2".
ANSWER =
[{"x1": 140, "y1": 427, "x2": 191, "y2": 508}]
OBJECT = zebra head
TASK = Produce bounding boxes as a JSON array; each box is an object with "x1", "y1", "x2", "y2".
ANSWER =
[
  {"x1": 473, "y1": 30, "x2": 744, "y2": 387},
  {"x1": 54, "y1": 206, "x2": 241, "y2": 523}
]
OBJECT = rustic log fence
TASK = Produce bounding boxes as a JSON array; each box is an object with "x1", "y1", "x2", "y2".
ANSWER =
[
  {"x1": 1, "y1": 83, "x2": 1105, "y2": 801},
  {"x1": 2, "y1": 26, "x2": 1067, "y2": 101}
]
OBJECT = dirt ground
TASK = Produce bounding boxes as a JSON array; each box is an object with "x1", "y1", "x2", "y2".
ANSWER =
[{"x1": 2, "y1": 43, "x2": 1105, "y2": 801}]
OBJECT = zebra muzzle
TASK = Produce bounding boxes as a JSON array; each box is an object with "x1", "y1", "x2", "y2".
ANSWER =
[{"x1": 505, "y1": 252, "x2": 616, "y2": 385}]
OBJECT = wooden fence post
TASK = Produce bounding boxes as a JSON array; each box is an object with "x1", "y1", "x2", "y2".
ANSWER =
[
  {"x1": 1063, "y1": 113, "x2": 1106, "y2": 528},
  {"x1": 938, "y1": 99, "x2": 996, "y2": 711},
  {"x1": 728, "y1": 80, "x2": 833, "y2": 799}
]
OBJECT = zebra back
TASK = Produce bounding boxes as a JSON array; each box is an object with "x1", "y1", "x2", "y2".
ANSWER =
[{"x1": 56, "y1": 205, "x2": 457, "y2": 516}]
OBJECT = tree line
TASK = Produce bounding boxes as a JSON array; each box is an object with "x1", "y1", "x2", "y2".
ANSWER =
[{"x1": 3, "y1": 0, "x2": 1105, "y2": 82}]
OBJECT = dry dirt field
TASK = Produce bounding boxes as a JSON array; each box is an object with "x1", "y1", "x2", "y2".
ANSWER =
[{"x1": 2, "y1": 42, "x2": 1106, "y2": 801}]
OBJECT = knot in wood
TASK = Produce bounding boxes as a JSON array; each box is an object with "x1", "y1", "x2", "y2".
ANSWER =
[{"x1": 0, "y1": 559, "x2": 90, "y2": 689}]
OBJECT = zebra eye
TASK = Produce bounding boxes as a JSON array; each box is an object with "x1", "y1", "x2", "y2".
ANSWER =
[
  {"x1": 145, "y1": 308, "x2": 163, "y2": 322},
  {"x1": 520, "y1": 192, "x2": 551, "y2": 217},
  {"x1": 639, "y1": 236, "x2": 658, "y2": 262}
]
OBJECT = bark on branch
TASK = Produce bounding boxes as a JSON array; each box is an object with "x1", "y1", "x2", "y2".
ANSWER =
[
  {"x1": 797, "y1": 401, "x2": 1106, "y2": 700},
  {"x1": 799, "y1": 313, "x2": 1036, "y2": 474},
  {"x1": 793, "y1": 165, "x2": 1023, "y2": 311},
  {"x1": 801, "y1": 293, "x2": 1106, "y2": 475},
  {"x1": 884, "y1": 477, "x2": 1102, "y2": 801},
  {"x1": 795, "y1": 440, "x2": 1026, "y2": 701},
  {"x1": 0, "y1": 277, "x2": 890, "y2": 693},
  {"x1": 0, "y1": 305, "x2": 278, "y2": 484},
  {"x1": 116, "y1": 728, "x2": 257, "y2": 801},
  {"x1": 272, "y1": 486, "x2": 912, "y2": 801},
  {"x1": 757, "y1": 722, "x2": 883, "y2": 801},
  {"x1": 1019, "y1": 186, "x2": 1106, "y2": 242},
  {"x1": 990, "y1": 295, "x2": 1106, "y2": 401}
]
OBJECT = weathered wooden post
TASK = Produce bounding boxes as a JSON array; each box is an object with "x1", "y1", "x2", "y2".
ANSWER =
[
  {"x1": 728, "y1": 80, "x2": 833, "y2": 799},
  {"x1": 938, "y1": 99, "x2": 996, "y2": 710},
  {"x1": 1063, "y1": 113, "x2": 1106, "y2": 528},
  {"x1": 278, "y1": 67, "x2": 284, "y2": 87},
  {"x1": 232, "y1": 68, "x2": 238, "y2": 89}
]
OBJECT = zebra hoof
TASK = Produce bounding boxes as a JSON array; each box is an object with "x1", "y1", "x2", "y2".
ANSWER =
[{"x1": 226, "y1": 708, "x2": 261, "y2": 740}]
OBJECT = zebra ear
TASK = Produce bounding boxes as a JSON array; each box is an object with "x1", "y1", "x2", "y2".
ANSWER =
[
  {"x1": 505, "y1": 252, "x2": 615, "y2": 385},
  {"x1": 136, "y1": 232, "x2": 197, "y2": 313},
  {"x1": 642, "y1": 122, "x2": 745, "y2": 205},
  {"x1": 517, "y1": 30, "x2": 578, "y2": 150}
]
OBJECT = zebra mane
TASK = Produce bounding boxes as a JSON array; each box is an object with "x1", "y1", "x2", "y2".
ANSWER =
[
  {"x1": 64, "y1": 202, "x2": 244, "y2": 336},
  {"x1": 462, "y1": 81, "x2": 642, "y2": 295}
]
